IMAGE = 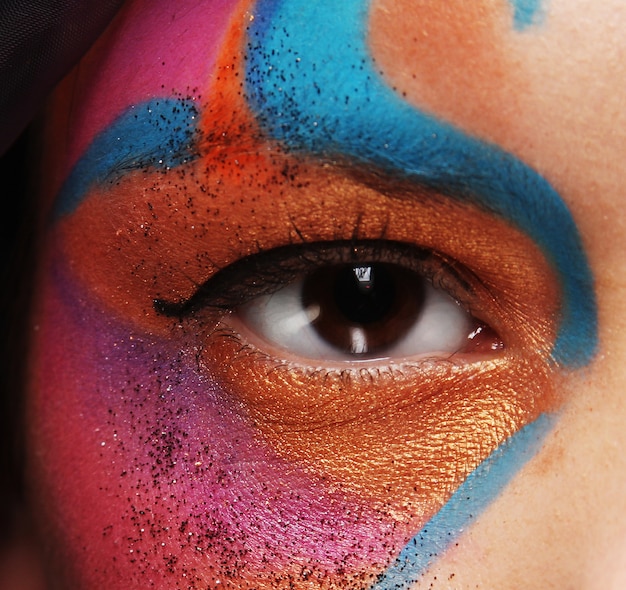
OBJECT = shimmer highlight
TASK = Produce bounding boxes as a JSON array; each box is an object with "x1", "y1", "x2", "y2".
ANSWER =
[{"x1": 371, "y1": 414, "x2": 554, "y2": 588}]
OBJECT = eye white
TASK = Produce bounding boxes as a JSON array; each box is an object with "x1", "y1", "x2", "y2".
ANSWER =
[{"x1": 238, "y1": 274, "x2": 473, "y2": 362}]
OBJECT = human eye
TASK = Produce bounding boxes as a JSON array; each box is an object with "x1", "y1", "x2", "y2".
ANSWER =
[
  {"x1": 93, "y1": 138, "x2": 568, "y2": 512},
  {"x1": 156, "y1": 239, "x2": 502, "y2": 367}
]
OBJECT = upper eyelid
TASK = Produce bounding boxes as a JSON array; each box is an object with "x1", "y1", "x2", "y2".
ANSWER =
[
  {"x1": 152, "y1": 239, "x2": 480, "y2": 321},
  {"x1": 53, "y1": 144, "x2": 563, "y2": 357},
  {"x1": 52, "y1": 90, "x2": 597, "y2": 368}
]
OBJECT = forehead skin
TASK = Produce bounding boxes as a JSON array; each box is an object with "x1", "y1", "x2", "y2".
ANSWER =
[{"x1": 32, "y1": 0, "x2": 626, "y2": 588}]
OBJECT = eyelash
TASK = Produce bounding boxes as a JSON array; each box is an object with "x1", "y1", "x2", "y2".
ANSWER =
[{"x1": 154, "y1": 239, "x2": 479, "y2": 314}]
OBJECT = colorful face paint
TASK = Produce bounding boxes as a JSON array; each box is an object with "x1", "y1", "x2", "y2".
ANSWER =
[
  {"x1": 243, "y1": 0, "x2": 595, "y2": 367},
  {"x1": 52, "y1": 99, "x2": 200, "y2": 218},
  {"x1": 371, "y1": 413, "x2": 554, "y2": 589},
  {"x1": 28, "y1": 0, "x2": 597, "y2": 588},
  {"x1": 509, "y1": 0, "x2": 546, "y2": 30}
]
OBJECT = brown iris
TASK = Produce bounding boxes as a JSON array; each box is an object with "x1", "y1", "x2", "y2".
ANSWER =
[{"x1": 301, "y1": 263, "x2": 425, "y2": 356}]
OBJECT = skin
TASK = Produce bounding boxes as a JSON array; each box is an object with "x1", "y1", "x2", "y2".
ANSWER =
[{"x1": 18, "y1": 0, "x2": 626, "y2": 588}]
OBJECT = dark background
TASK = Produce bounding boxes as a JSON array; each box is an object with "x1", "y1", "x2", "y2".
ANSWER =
[{"x1": 0, "y1": 0, "x2": 127, "y2": 556}]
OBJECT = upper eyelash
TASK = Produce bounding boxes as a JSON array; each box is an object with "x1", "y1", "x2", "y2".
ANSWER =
[{"x1": 153, "y1": 239, "x2": 479, "y2": 319}]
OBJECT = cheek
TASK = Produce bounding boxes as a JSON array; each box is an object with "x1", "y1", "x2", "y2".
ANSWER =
[{"x1": 26, "y1": 249, "x2": 410, "y2": 587}]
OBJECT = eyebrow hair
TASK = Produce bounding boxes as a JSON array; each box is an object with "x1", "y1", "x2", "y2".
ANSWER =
[{"x1": 244, "y1": 0, "x2": 597, "y2": 367}]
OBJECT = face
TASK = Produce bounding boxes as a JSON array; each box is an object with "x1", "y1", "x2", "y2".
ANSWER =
[{"x1": 25, "y1": 0, "x2": 626, "y2": 587}]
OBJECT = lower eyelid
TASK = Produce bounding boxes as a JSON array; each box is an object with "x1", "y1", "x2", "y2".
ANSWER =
[{"x1": 192, "y1": 313, "x2": 557, "y2": 509}]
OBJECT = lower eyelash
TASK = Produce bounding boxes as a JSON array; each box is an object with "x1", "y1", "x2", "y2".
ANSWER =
[{"x1": 195, "y1": 320, "x2": 484, "y2": 388}]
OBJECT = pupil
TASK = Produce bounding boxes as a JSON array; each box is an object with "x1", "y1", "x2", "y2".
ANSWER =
[
  {"x1": 301, "y1": 261, "x2": 424, "y2": 356},
  {"x1": 334, "y1": 265, "x2": 395, "y2": 324}
]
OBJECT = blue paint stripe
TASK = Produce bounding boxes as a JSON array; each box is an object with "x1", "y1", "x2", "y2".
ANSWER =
[
  {"x1": 244, "y1": 0, "x2": 597, "y2": 367},
  {"x1": 510, "y1": 0, "x2": 545, "y2": 30},
  {"x1": 53, "y1": 99, "x2": 200, "y2": 218},
  {"x1": 371, "y1": 413, "x2": 555, "y2": 589}
]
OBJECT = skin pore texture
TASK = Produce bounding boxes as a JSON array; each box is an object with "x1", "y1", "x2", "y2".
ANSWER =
[{"x1": 24, "y1": 0, "x2": 626, "y2": 588}]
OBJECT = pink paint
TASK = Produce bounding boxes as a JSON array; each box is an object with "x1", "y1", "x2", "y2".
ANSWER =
[
  {"x1": 28, "y1": 244, "x2": 410, "y2": 587},
  {"x1": 58, "y1": 0, "x2": 239, "y2": 189}
]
